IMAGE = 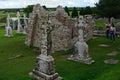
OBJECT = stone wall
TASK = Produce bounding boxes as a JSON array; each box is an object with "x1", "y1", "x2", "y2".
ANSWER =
[{"x1": 25, "y1": 4, "x2": 94, "y2": 53}]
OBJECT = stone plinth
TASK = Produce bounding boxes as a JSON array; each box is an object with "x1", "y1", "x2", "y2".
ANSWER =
[
  {"x1": 29, "y1": 54, "x2": 62, "y2": 80},
  {"x1": 5, "y1": 26, "x2": 13, "y2": 37},
  {"x1": 69, "y1": 54, "x2": 94, "y2": 64},
  {"x1": 68, "y1": 42, "x2": 94, "y2": 64}
]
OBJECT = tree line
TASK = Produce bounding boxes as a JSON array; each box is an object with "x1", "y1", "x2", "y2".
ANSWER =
[
  {"x1": 23, "y1": 5, "x2": 95, "y2": 18},
  {"x1": 2, "y1": 0, "x2": 120, "y2": 22},
  {"x1": 24, "y1": 0, "x2": 120, "y2": 20}
]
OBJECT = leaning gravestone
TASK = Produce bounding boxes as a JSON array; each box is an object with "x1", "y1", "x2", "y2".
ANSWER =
[
  {"x1": 29, "y1": 4, "x2": 62, "y2": 80},
  {"x1": 5, "y1": 14, "x2": 13, "y2": 37}
]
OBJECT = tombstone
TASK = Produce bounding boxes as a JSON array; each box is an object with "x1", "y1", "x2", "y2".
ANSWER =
[
  {"x1": 17, "y1": 12, "x2": 23, "y2": 34},
  {"x1": 68, "y1": 16, "x2": 94, "y2": 64},
  {"x1": 29, "y1": 4, "x2": 62, "y2": 80},
  {"x1": 5, "y1": 14, "x2": 13, "y2": 37},
  {"x1": 69, "y1": 29, "x2": 94, "y2": 64}
]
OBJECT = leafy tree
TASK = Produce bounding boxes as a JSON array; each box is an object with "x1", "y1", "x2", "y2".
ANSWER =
[
  {"x1": 85, "y1": 6, "x2": 92, "y2": 14},
  {"x1": 64, "y1": 6, "x2": 70, "y2": 16},
  {"x1": 80, "y1": 6, "x2": 93, "y2": 15},
  {"x1": 80, "y1": 8, "x2": 85, "y2": 15},
  {"x1": 96, "y1": 0, "x2": 120, "y2": 22},
  {"x1": 42, "y1": 5, "x2": 48, "y2": 10},
  {"x1": 23, "y1": 5, "x2": 34, "y2": 17},
  {"x1": 72, "y1": 7, "x2": 78, "y2": 18}
]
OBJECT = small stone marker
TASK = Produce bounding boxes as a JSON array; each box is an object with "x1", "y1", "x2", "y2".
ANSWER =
[
  {"x1": 104, "y1": 59, "x2": 119, "y2": 64},
  {"x1": 107, "y1": 51, "x2": 118, "y2": 56},
  {"x1": 99, "y1": 44, "x2": 110, "y2": 47}
]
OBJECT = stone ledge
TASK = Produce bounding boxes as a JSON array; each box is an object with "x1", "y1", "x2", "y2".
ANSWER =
[{"x1": 29, "y1": 69, "x2": 62, "y2": 80}]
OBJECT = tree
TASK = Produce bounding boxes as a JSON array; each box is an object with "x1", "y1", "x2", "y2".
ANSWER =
[
  {"x1": 64, "y1": 6, "x2": 70, "y2": 16},
  {"x1": 96, "y1": 0, "x2": 120, "y2": 22},
  {"x1": 42, "y1": 5, "x2": 48, "y2": 10},
  {"x1": 80, "y1": 8, "x2": 86, "y2": 15},
  {"x1": 85, "y1": 6, "x2": 92, "y2": 14},
  {"x1": 23, "y1": 5, "x2": 34, "y2": 17},
  {"x1": 80, "y1": 6, "x2": 93, "y2": 15},
  {"x1": 72, "y1": 7, "x2": 78, "y2": 18}
]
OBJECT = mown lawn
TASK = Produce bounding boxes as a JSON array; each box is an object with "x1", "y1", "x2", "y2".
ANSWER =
[
  {"x1": 0, "y1": 28, "x2": 120, "y2": 80},
  {"x1": 0, "y1": 28, "x2": 37, "y2": 80}
]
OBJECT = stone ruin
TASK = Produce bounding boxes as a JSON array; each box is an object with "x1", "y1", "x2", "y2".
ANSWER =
[
  {"x1": 25, "y1": 4, "x2": 95, "y2": 53},
  {"x1": 5, "y1": 12, "x2": 28, "y2": 35}
]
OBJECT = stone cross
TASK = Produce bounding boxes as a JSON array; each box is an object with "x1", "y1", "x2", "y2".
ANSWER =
[
  {"x1": 69, "y1": 16, "x2": 94, "y2": 64},
  {"x1": 40, "y1": 22, "x2": 53, "y2": 56}
]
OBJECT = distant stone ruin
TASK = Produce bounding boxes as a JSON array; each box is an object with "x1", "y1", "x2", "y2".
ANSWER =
[
  {"x1": 25, "y1": 4, "x2": 95, "y2": 53},
  {"x1": 5, "y1": 12, "x2": 28, "y2": 35}
]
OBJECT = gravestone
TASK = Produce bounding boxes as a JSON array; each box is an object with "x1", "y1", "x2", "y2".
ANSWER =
[
  {"x1": 5, "y1": 14, "x2": 13, "y2": 37},
  {"x1": 17, "y1": 12, "x2": 23, "y2": 34},
  {"x1": 69, "y1": 16, "x2": 94, "y2": 64},
  {"x1": 29, "y1": 4, "x2": 62, "y2": 80}
]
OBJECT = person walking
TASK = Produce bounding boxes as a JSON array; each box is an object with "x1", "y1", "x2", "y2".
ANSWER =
[
  {"x1": 109, "y1": 23, "x2": 116, "y2": 42},
  {"x1": 105, "y1": 22, "x2": 111, "y2": 38}
]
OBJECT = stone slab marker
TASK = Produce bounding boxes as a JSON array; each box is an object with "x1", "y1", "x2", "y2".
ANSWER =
[
  {"x1": 5, "y1": 14, "x2": 13, "y2": 37},
  {"x1": 29, "y1": 4, "x2": 62, "y2": 80},
  {"x1": 17, "y1": 12, "x2": 23, "y2": 33}
]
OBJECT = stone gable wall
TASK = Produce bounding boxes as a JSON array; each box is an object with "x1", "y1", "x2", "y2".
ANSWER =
[{"x1": 25, "y1": 4, "x2": 95, "y2": 53}]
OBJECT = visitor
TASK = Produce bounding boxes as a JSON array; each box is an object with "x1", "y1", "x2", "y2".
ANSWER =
[
  {"x1": 109, "y1": 23, "x2": 116, "y2": 42},
  {"x1": 105, "y1": 22, "x2": 110, "y2": 38}
]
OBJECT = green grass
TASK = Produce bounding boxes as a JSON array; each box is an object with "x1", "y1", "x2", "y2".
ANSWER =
[
  {"x1": 0, "y1": 28, "x2": 120, "y2": 80},
  {"x1": 95, "y1": 21, "x2": 105, "y2": 30},
  {"x1": 0, "y1": 28, "x2": 37, "y2": 80},
  {"x1": 53, "y1": 36, "x2": 120, "y2": 80}
]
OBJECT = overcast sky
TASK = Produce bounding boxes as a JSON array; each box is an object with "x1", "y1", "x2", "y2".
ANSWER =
[{"x1": 0, "y1": 0, "x2": 99, "y2": 9}]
